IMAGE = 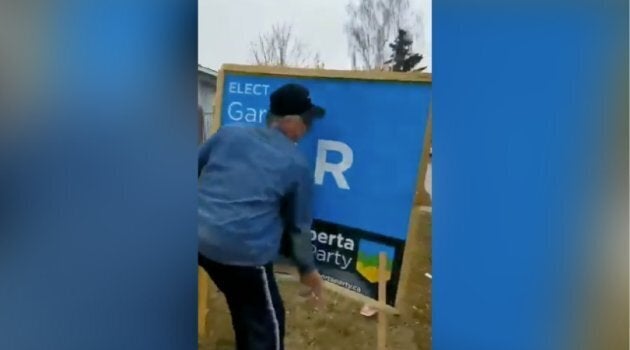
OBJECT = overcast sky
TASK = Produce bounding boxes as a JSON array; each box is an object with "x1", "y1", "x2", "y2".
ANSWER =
[{"x1": 199, "y1": 0, "x2": 431, "y2": 72}]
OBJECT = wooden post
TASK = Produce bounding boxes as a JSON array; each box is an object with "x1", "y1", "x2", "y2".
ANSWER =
[
  {"x1": 377, "y1": 252, "x2": 388, "y2": 350},
  {"x1": 198, "y1": 267, "x2": 209, "y2": 338},
  {"x1": 398, "y1": 109, "x2": 432, "y2": 311}
]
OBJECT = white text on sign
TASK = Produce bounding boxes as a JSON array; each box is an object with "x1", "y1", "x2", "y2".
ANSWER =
[
  {"x1": 227, "y1": 102, "x2": 267, "y2": 123},
  {"x1": 228, "y1": 82, "x2": 271, "y2": 96},
  {"x1": 315, "y1": 140, "x2": 353, "y2": 190}
]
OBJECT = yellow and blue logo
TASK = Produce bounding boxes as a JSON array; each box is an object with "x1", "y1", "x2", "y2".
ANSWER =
[{"x1": 356, "y1": 240, "x2": 395, "y2": 284}]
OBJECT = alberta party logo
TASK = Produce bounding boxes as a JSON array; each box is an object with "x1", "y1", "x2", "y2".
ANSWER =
[{"x1": 356, "y1": 240, "x2": 394, "y2": 284}]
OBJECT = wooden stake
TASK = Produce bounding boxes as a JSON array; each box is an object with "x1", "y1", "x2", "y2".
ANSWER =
[
  {"x1": 377, "y1": 252, "x2": 388, "y2": 350},
  {"x1": 397, "y1": 108, "x2": 432, "y2": 310},
  {"x1": 198, "y1": 267, "x2": 209, "y2": 338}
]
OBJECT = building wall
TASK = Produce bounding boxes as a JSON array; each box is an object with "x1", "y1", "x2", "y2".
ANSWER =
[{"x1": 198, "y1": 72, "x2": 216, "y2": 140}]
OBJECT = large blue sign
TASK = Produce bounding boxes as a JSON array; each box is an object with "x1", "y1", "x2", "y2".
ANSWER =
[{"x1": 217, "y1": 68, "x2": 431, "y2": 305}]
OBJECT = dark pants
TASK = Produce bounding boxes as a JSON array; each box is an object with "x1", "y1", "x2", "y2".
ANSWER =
[{"x1": 198, "y1": 254, "x2": 285, "y2": 350}]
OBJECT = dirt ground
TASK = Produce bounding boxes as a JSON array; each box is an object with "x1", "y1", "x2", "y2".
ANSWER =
[{"x1": 199, "y1": 210, "x2": 431, "y2": 350}]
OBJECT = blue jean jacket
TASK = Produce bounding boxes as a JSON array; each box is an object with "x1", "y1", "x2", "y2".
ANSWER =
[{"x1": 198, "y1": 125, "x2": 315, "y2": 274}]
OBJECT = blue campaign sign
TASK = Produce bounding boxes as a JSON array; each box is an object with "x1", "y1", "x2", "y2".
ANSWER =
[{"x1": 215, "y1": 65, "x2": 431, "y2": 306}]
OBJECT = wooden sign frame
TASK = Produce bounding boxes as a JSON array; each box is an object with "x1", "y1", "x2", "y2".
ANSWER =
[{"x1": 209, "y1": 64, "x2": 432, "y2": 314}]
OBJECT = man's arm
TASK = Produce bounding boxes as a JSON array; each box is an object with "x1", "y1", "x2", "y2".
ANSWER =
[{"x1": 283, "y1": 162, "x2": 317, "y2": 275}]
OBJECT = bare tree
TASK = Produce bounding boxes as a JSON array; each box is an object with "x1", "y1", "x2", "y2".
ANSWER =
[
  {"x1": 344, "y1": 0, "x2": 413, "y2": 70},
  {"x1": 250, "y1": 23, "x2": 323, "y2": 68}
]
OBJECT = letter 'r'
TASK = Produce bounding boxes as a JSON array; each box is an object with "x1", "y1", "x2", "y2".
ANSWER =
[{"x1": 314, "y1": 140, "x2": 353, "y2": 190}]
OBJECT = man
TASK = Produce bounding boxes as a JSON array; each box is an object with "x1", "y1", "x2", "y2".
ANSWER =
[{"x1": 197, "y1": 83, "x2": 325, "y2": 350}]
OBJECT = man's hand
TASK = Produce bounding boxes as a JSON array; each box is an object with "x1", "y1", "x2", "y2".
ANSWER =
[{"x1": 300, "y1": 270, "x2": 324, "y2": 305}]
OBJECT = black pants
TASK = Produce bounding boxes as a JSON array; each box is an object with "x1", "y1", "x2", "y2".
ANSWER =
[{"x1": 199, "y1": 254, "x2": 285, "y2": 350}]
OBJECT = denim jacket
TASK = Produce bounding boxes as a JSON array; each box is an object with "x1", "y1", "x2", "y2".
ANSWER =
[{"x1": 198, "y1": 125, "x2": 315, "y2": 274}]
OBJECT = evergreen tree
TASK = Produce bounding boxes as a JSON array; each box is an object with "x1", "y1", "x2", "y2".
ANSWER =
[{"x1": 385, "y1": 29, "x2": 427, "y2": 72}]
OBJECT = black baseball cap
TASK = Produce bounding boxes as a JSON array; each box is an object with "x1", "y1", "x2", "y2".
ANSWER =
[{"x1": 269, "y1": 83, "x2": 325, "y2": 125}]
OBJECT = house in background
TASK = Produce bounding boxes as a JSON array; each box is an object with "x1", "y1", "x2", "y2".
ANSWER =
[{"x1": 198, "y1": 64, "x2": 217, "y2": 140}]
